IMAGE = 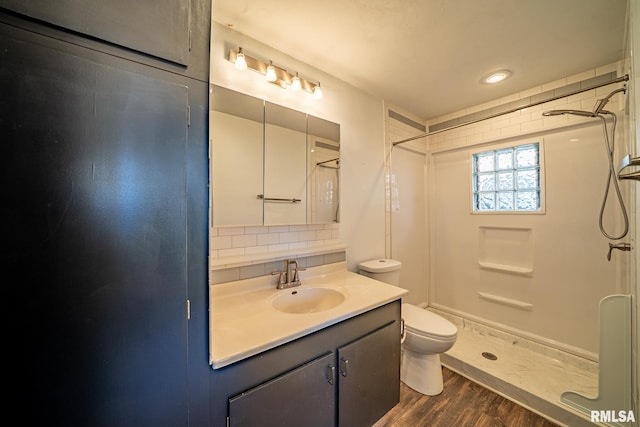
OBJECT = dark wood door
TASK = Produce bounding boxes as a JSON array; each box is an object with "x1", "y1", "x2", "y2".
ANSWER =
[
  {"x1": 229, "y1": 353, "x2": 336, "y2": 427},
  {"x1": 1, "y1": 25, "x2": 190, "y2": 426},
  {"x1": 337, "y1": 322, "x2": 401, "y2": 427}
]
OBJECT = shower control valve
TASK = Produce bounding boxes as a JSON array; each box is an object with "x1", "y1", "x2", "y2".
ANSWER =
[{"x1": 607, "y1": 242, "x2": 631, "y2": 261}]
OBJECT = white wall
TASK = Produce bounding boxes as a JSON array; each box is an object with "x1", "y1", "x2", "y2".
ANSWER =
[
  {"x1": 427, "y1": 63, "x2": 631, "y2": 358},
  {"x1": 209, "y1": 22, "x2": 387, "y2": 271}
]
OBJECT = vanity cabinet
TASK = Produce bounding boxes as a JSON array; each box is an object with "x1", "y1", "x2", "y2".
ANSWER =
[
  {"x1": 228, "y1": 353, "x2": 336, "y2": 426},
  {"x1": 337, "y1": 321, "x2": 401, "y2": 426},
  {"x1": 210, "y1": 301, "x2": 402, "y2": 427}
]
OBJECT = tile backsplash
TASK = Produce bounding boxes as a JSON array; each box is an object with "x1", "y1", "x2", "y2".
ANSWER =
[
  {"x1": 211, "y1": 223, "x2": 340, "y2": 259},
  {"x1": 211, "y1": 249, "x2": 346, "y2": 284},
  {"x1": 210, "y1": 222, "x2": 343, "y2": 283}
]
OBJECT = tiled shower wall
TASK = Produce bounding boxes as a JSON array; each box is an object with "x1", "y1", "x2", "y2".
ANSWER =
[
  {"x1": 384, "y1": 105, "x2": 428, "y2": 258},
  {"x1": 427, "y1": 63, "x2": 623, "y2": 150}
]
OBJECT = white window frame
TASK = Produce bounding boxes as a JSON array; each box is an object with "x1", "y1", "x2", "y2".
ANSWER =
[{"x1": 470, "y1": 139, "x2": 546, "y2": 214}]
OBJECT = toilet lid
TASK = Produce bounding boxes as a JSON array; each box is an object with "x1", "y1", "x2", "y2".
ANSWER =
[
  {"x1": 358, "y1": 258, "x2": 401, "y2": 273},
  {"x1": 402, "y1": 304, "x2": 457, "y2": 339}
]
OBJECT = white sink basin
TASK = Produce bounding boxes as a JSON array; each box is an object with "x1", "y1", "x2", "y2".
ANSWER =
[{"x1": 272, "y1": 287, "x2": 346, "y2": 314}]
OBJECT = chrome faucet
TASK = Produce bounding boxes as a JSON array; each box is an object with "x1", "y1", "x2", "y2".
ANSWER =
[{"x1": 272, "y1": 259, "x2": 305, "y2": 289}]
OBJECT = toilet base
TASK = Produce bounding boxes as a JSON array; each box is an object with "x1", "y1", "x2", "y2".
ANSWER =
[{"x1": 401, "y1": 348, "x2": 444, "y2": 396}]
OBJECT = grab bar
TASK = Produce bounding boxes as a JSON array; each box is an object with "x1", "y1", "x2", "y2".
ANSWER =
[{"x1": 257, "y1": 194, "x2": 301, "y2": 203}]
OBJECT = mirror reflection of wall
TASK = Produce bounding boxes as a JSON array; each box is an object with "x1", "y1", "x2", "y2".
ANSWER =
[
  {"x1": 210, "y1": 85, "x2": 340, "y2": 227},
  {"x1": 211, "y1": 86, "x2": 264, "y2": 227},
  {"x1": 264, "y1": 102, "x2": 307, "y2": 225}
]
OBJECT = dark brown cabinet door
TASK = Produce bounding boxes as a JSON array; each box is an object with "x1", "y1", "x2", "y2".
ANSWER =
[
  {"x1": 338, "y1": 322, "x2": 401, "y2": 427},
  {"x1": 0, "y1": 0, "x2": 190, "y2": 64},
  {"x1": 229, "y1": 353, "x2": 336, "y2": 427}
]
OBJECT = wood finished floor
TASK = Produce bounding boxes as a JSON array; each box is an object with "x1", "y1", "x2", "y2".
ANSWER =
[{"x1": 373, "y1": 367, "x2": 559, "y2": 427}]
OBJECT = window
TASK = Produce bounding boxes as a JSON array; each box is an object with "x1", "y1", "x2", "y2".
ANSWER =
[{"x1": 472, "y1": 142, "x2": 542, "y2": 212}]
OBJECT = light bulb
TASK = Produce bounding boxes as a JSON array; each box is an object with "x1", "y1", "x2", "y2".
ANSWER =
[
  {"x1": 291, "y1": 72, "x2": 301, "y2": 91},
  {"x1": 313, "y1": 83, "x2": 323, "y2": 99},
  {"x1": 265, "y1": 61, "x2": 277, "y2": 82},
  {"x1": 482, "y1": 70, "x2": 511, "y2": 84},
  {"x1": 234, "y1": 48, "x2": 247, "y2": 71}
]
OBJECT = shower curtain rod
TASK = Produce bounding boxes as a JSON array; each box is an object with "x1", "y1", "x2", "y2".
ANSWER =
[{"x1": 392, "y1": 74, "x2": 629, "y2": 146}]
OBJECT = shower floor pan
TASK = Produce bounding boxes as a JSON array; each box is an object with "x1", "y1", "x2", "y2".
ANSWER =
[{"x1": 433, "y1": 309, "x2": 599, "y2": 427}]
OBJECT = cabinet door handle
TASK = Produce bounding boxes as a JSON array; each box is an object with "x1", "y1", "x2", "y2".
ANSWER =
[
  {"x1": 327, "y1": 364, "x2": 335, "y2": 385},
  {"x1": 340, "y1": 358, "x2": 348, "y2": 377}
]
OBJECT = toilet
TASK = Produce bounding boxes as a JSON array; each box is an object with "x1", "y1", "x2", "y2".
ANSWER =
[{"x1": 358, "y1": 259, "x2": 457, "y2": 396}]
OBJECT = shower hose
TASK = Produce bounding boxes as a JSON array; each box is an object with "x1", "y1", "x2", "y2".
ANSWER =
[{"x1": 597, "y1": 111, "x2": 629, "y2": 240}]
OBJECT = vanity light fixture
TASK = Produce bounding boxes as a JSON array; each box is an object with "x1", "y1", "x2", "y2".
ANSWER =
[
  {"x1": 291, "y1": 72, "x2": 301, "y2": 91},
  {"x1": 265, "y1": 61, "x2": 277, "y2": 82},
  {"x1": 313, "y1": 82, "x2": 323, "y2": 99},
  {"x1": 234, "y1": 47, "x2": 247, "y2": 70},
  {"x1": 228, "y1": 47, "x2": 323, "y2": 99},
  {"x1": 482, "y1": 69, "x2": 512, "y2": 84}
]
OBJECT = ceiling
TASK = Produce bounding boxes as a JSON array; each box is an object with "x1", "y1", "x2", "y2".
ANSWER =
[{"x1": 213, "y1": 0, "x2": 628, "y2": 121}]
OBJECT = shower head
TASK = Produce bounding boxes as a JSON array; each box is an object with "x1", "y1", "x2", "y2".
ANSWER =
[
  {"x1": 592, "y1": 86, "x2": 626, "y2": 115},
  {"x1": 542, "y1": 109, "x2": 595, "y2": 118}
]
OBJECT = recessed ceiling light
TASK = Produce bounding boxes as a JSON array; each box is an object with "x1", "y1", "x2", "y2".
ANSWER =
[{"x1": 482, "y1": 70, "x2": 512, "y2": 84}]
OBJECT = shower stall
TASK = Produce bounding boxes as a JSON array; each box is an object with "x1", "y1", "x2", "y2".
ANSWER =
[{"x1": 387, "y1": 70, "x2": 636, "y2": 425}]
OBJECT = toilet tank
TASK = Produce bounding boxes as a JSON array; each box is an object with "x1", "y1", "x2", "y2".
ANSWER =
[{"x1": 358, "y1": 259, "x2": 401, "y2": 286}]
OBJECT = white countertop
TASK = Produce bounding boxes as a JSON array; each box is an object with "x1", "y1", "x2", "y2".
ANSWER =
[{"x1": 209, "y1": 261, "x2": 407, "y2": 369}]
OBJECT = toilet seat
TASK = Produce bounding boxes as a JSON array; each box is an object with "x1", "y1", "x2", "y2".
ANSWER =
[{"x1": 402, "y1": 303, "x2": 457, "y2": 340}]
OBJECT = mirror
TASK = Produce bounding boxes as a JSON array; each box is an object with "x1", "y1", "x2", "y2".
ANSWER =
[
  {"x1": 210, "y1": 85, "x2": 340, "y2": 226},
  {"x1": 308, "y1": 115, "x2": 340, "y2": 224}
]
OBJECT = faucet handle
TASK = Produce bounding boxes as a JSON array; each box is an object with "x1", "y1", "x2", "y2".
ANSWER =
[
  {"x1": 271, "y1": 270, "x2": 287, "y2": 287},
  {"x1": 292, "y1": 266, "x2": 306, "y2": 283}
]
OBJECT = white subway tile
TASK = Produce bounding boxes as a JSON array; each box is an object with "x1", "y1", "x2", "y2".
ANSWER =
[
  {"x1": 289, "y1": 242, "x2": 308, "y2": 250},
  {"x1": 519, "y1": 86, "x2": 543, "y2": 98},
  {"x1": 317, "y1": 229, "x2": 332, "y2": 240},
  {"x1": 521, "y1": 118, "x2": 544, "y2": 132},
  {"x1": 232, "y1": 234, "x2": 257, "y2": 248},
  {"x1": 568, "y1": 89, "x2": 596, "y2": 103},
  {"x1": 268, "y1": 243, "x2": 290, "y2": 252},
  {"x1": 482, "y1": 129, "x2": 501, "y2": 140},
  {"x1": 567, "y1": 69, "x2": 595, "y2": 84},
  {"x1": 299, "y1": 230, "x2": 318, "y2": 241},
  {"x1": 279, "y1": 231, "x2": 300, "y2": 243},
  {"x1": 542, "y1": 77, "x2": 567, "y2": 92},
  {"x1": 257, "y1": 233, "x2": 279, "y2": 246},
  {"x1": 289, "y1": 224, "x2": 308, "y2": 232},
  {"x1": 245, "y1": 226, "x2": 269, "y2": 234},
  {"x1": 245, "y1": 245, "x2": 269, "y2": 255},
  {"x1": 596, "y1": 63, "x2": 618, "y2": 75},
  {"x1": 500, "y1": 123, "x2": 522, "y2": 137},
  {"x1": 218, "y1": 247, "x2": 245, "y2": 258},
  {"x1": 217, "y1": 227, "x2": 246, "y2": 236},
  {"x1": 212, "y1": 235, "x2": 232, "y2": 250}
]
